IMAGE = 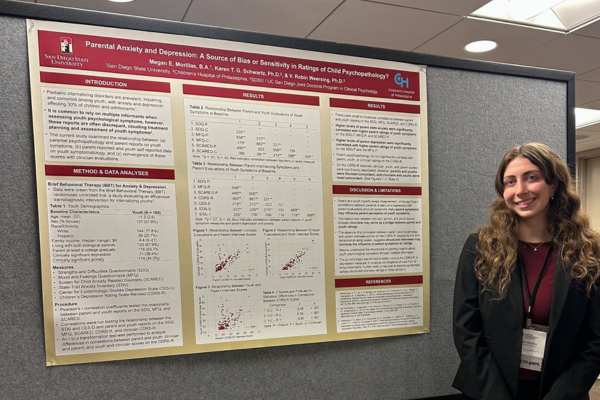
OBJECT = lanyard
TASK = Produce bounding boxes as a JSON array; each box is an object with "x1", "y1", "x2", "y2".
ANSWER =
[{"x1": 518, "y1": 244, "x2": 553, "y2": 328}]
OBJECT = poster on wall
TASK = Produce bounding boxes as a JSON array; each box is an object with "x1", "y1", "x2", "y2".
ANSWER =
[{"x1": 27, "y1": 19, "x2": 430, "y2": 365}]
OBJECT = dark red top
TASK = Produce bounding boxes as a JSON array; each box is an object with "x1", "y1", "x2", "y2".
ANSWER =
[{"x1": 518, "y1": 241, "x2": 556, "y2": 381}]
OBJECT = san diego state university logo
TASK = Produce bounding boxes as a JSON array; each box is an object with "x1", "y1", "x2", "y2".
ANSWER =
[{"x1": 60, "y1": 37, "x2": 73, "y2": 54}]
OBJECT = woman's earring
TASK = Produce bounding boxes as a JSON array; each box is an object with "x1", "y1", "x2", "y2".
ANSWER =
[{"x1": 550, "y1": 196, "x2": 554, "y2": 203}]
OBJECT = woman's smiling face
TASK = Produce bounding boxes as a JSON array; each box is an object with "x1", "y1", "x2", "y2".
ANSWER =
[{"x1": 502, "y1": 156, "x2": 557, "y2": 221}]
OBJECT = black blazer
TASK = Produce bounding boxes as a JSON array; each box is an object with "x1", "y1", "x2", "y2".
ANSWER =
[{"x1": 453, "y1": 233, "x2": 600, "y2": 400}]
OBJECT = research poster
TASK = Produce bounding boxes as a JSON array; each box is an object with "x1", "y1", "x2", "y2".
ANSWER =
[{"x1": 27, "y1": 19, "x2": 430, "y2": 365}]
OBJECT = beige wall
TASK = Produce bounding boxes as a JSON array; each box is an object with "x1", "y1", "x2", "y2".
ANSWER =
[
  {"x1": 586, "y1": 156, "x2": 600, "y2": 231},
  {"x1": 579, "y1": 152, "x2": 600, "y2": 383},
  {"x1": 577, "y1": 149, "x2": 600, "y2": 231}
]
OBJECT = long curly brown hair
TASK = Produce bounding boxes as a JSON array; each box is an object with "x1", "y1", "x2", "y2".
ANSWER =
[{"x1": 475, "y1": 142, "x2": 600, "y2": 298}]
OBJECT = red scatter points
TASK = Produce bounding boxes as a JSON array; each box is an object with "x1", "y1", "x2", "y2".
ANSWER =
[
  {"x1": 217, "y1": 306, "x2": 242, "y2": 330},
  {"x1": 282, "y1": 249, "x2": 307, "y2": 270},
  {"x1": 215, "y1": 249, "x2": 240, "y2": 273}
]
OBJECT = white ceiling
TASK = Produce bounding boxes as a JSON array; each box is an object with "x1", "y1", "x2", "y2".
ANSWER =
[{"x1": 13, "y1": 0, "x2": 600, "y2": 152}]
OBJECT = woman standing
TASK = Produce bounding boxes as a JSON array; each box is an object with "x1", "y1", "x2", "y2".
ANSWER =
[{"x1": 453, "y1": 143, "x2": 600, "y2": 400}]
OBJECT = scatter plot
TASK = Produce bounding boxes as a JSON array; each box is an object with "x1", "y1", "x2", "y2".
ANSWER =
[
  {"x1": 215, "y1": 249, "x2": 241, "y2": 273},
  {"x1": 282, "y1": 242, "x2": 315, "y2": 270},
  {"x1": 194, "y1": 238, "x2": 260, "y2": 278},
  {"x1": 217, "y1": 304, "x2": 244, "y2": 330},
  {"x1": 206, "y1": 294, "x2": 259, "y2": 334},
  {"x1": 266, "y1": 237, "x2": 322, "y2": 275}
]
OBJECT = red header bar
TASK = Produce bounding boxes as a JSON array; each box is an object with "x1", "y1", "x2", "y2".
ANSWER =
[
  {"x1": 183, "y1": 85, "x2": 319, "y2": 106},
  {"x1": 330, "y1": 98, "x2": 419, "y2": 114},
  {"x1": 335, "y1": 275, "x2": 423, "y2": 288},
  {"x1": 333, "y1": 185, "x2": 422, "y2": 196},
  {"x1": 39, "y1": 30, "x2": 419, "y2": 101},
  {"x1": 40, "y1": 71, "x2": 170, "y2": 93},
  {"x1": 45, "y1": 165, "x2": 175, "y2": 180}
]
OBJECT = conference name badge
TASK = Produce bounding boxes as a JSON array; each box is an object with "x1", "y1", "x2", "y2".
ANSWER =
[{"x1": 520, "y1": 324, "x2": 549, "y2": 371}]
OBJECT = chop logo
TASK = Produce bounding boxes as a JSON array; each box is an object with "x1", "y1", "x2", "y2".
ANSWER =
[{"x1": 394, "y1": 73, "x2": 409, "y2": 88}]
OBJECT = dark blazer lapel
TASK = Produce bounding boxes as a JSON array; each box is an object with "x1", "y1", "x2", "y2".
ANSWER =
[
  {"x1": 540, "y1": 255, "x2": 571, "y2": 395},
  {"x1": 548, "y1": 256, "x2": 570, "y2": 334},
  {"x1": 508, "y1": 261, "x2": 524, "y2": 327}
]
